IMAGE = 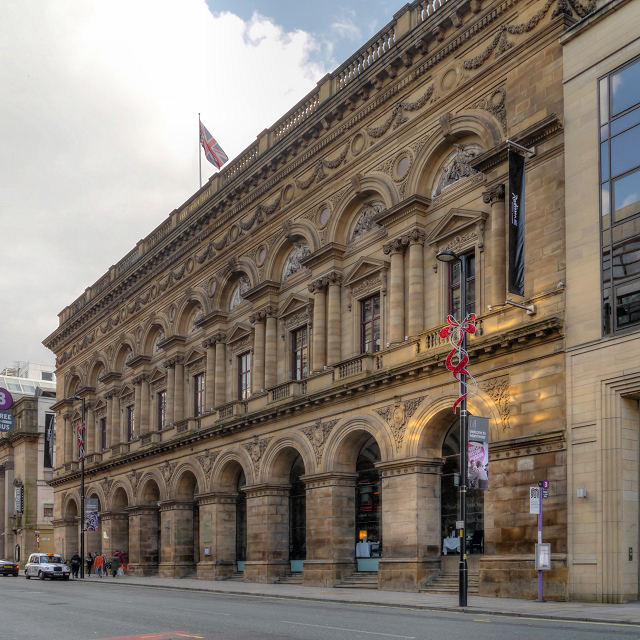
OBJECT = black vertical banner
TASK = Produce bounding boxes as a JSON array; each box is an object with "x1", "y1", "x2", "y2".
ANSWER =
[
  {"x1": 508, "y1": 150, "x2": 526, "y2": 296},
  {"x1": 44, "y1": 413, "x2": 54, "y2": 468}
]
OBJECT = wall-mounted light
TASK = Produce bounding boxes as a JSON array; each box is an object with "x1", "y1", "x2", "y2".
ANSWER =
[{"x1": 577, "y1": 488, "x2": 587, "y2": 498}]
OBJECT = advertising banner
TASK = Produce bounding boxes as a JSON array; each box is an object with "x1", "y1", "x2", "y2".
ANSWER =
[
  {"x1": 508, "y1": 150, "x2": 526, "y2": 296},
  {"x1": 468, "y1": 415, "x2": 489, "y2": 490},
  {"x1": 85, "y1": 498, "x2": 99, "y2": 532},
  {"x1": 44, "y1": 413, "x2": 54, "y2": 468}
]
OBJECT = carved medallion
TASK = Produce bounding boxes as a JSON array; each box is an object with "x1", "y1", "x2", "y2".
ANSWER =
[
  {"x1": 375, "y1": 396, "x2": 426, "y2": 451},
  {"x1": 301, "y1": 418, "x2": 339, "y2": 465}
]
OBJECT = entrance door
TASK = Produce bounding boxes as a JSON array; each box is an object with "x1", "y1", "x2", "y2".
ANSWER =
[
  {"x1": 236, "y1": 470, "x2": 247, "y2": 570},
  {"x1": 355, "y1": 436, "x2": 381, "y2": 571},
  {"x1": 289, "y1": 455, "x2": 306, "y2": 572}
]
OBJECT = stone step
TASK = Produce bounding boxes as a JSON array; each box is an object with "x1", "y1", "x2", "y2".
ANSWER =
[
  {"x1": 334, "y1": 572, "x2": 379, "y2": 590},
  {"x1": 421, "y1": 572, "x2": 479, "y2": 595},
  {"x1": 225, "y1": 571, "x2": 245, "y2": 582},
  {"x1": 276, "y1": 572, "x2": 303, "y2": 585}
]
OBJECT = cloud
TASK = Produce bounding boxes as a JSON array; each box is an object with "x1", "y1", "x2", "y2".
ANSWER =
[
  {"x1": 329, "y1": 11, "x2": 362, "y2": 42},
  {"x1": 0, "y1": 0, "x2": 325, "y2": 368}
]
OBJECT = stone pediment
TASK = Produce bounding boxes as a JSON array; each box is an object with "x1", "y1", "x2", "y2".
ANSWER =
[
  {"x1": 278, "y1": 293, "x2": 312, "y2": 320},
  {"x1": 119, "y1": 384, "x2": 134, "y2": 399},
  {"x1": 184, "y1": 347, "x2": 205, "y2": 366},
  {"x1": 93, "y1": 398, "x2": 107, "y2": 412},
  {"x1": 148, "y1": 367, "x2": 166, "y2": 384},
  {"x1": 427, "y1": 208, "x2": 488, "y2": 247},
  {"x1": 343, "y1": 256, "x2": 389, "y2": 288},
  {"x1": 226, "y1": 322, "x2": 252, "y2": 345}
]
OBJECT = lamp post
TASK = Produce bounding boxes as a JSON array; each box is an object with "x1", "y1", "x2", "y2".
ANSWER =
[
  {"x1": 68, "y1": 395, "x2": 85, "y2": 579},
  {"x1": 436, "y1": 249, "x2": 469, "y2": 607}
]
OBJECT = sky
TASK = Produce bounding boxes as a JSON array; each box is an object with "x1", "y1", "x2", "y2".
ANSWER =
[{"x1": 0, "y1": 0, "x2": 400, "y2": 372}]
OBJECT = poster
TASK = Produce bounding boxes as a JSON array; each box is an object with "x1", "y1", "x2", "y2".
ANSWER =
[
  {"x1": 468, "y1": 415, "x2": 489, "y2": 490},
  {"x1": 44, "y1": 413, "x2": 54, "y2": 469},
  {"x1": 85, "y1": 498, "x2": 99, "y2": 531}
]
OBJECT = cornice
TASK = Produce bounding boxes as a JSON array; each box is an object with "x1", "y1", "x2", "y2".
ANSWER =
[{"x1": 300, "y1": 242, "x2": 347, "y2": 271}]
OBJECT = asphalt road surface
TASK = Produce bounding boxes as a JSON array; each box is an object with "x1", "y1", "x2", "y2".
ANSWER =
[{"x1": 0, "y1": 576, "x2": 637, "y2": 640}]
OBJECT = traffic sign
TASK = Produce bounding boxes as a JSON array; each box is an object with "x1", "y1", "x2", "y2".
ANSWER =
[
  {"x1": 0, "y1": 388, "x2": 13, "y2": 410},
  {"x1": 543, "y1": 490, "x2": 549, "y2": 499},
  {"x1": 542, "y1": 480, "x2": 549, "y2": 489},
  {"x1": 0, "y1": 410, "x2": 15, "y2": 432}
]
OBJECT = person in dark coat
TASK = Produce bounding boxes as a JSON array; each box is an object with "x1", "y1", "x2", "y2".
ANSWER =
[
  {"x1": 110, "y1": 552, "x2": 121, "y2": 578},
  {"x1": 70, "y1": 552, "x2": 81, "y2": 579},
  {"x1": 85, "y1": 552, "x2": 94, "y2": 577}
]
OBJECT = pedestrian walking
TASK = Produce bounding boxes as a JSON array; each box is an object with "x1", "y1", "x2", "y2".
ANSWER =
[
  {"x1": 70, "y1": 552, "x2": 81, "y2": 579},
  {"x1": 85, "y1": 552, "x2": 94, "y2": 577},
  {"x1": 110, "y1": 552, "x2": 121, "y2": 578},
  {"x1": 94, "y1": 551, "x2": 104, "y2": 577}
]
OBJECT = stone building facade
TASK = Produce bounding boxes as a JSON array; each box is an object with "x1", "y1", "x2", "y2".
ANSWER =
[
  {"x1": 562, "y1": 0, "x2": 640, "y2": 602},
  {"x1": 43, "y1": 0, "x2": 594, "y2": 599}
]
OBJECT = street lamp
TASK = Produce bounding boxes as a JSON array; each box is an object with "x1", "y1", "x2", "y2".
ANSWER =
[
  {"x1": 68, "y1": 395, "x2": 85, "y2": 579},
  {"x1": 436, "y1": 249, "x2": 469, "y2": 607}
]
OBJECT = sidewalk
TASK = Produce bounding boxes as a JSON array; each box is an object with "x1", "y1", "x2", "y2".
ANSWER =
[{"x1": 81, "y1": 574, "x2": 640, "y2": 626}]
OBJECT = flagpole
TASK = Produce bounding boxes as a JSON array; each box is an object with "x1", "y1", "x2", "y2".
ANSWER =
[{"x1": 198, "y1": 113, "x2": 202, "y2": 189}]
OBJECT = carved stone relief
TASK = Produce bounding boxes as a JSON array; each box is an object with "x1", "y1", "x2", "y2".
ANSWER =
[
  {"x1": 243, "y1": 435, "x2": 273, "y2": 474},
  {"x1": 374, "y1": 396, "x2": 426, "y2": 450},
  {"x1": 349, "y1": 200, "x2": 386, "y2": 244},
  {"x1": 196, "y1": 449, "x2": 220, "y2": 481},
  {"x1": 229, "y1": 276, "x2": 251, "y2": 311},
  {"x1": 282, "y1": 242, "x2": 311, "y2": 281},
  {"x1": 479, "y1": 375, "x2": 510, "y2": 430},
  {"x1": 300, "y1": 418, "x2": 339, "y2": 465}
]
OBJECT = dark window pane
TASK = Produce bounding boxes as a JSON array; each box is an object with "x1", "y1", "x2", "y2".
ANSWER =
[
  {"x1": 611, "y1": 105, "x2": 640, "y2": 136},
  {"x1": 617, "y1": 290, "x2": 640, "y2": 328},
  {"x1": 601, "y1": 141, "x2": 609, "y2": 181},
  {"x1": 467, "y1": 254, "x2": 475, "y2": 278},
  {"x1": 600, "y1": 76, "x2": 609, "y2": 123},
  {"x1": 611, "y1": 124, "x2": 640, "y2": 177},
  {"x1": 612, "y1": 60, "x2": 640, "y2": 116},
  {"x1": 451, "y1": 261, "x2": 460, "y2": 286},
  {"x1": 613, "y1": 168, "x2": 640, "y2": 222}
]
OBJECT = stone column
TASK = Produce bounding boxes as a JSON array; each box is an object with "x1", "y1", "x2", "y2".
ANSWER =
[
  {"x1": 164, "y1": 359, "x2": 175, "y2": 424},
  {"x1": 104, "y1": 394, "x2": 113, "y2": 448},
  {"x1": 174, "y1": 358, "x2": 184, "y2": 422},
  {"x1": 63, "y1": 414, "x2": 72, "y2": 464},
  {"x1": 203, "y1": 338, "x2": 216, "y2": 411},
  {"x1": 158, "y1": 501, "x2": 196, "y2": 578},
  {"x1": 326, "y1": 273, "x2": 342, "y2": 365},
  {"x1": 196, "y1": 492, "x2": 238, "y2": 580},
  {"x1": 483, "y1": 184, "x2": 506, "y2": 306},
  {"x1": 377, "y1": 459, "x2": 442, "y2": 592},
  {"x1": 243, "y1": 484, "x2": 291, "y2": 583},
  {"x1": 308, "y1": 279, "x2": 327, "y2": 372},
  {"x1": 250, "y1": 311, "x2": 266, "y2": 394},
  {"x1": 383, "y1": 237, "x2": 408, "y2": 344},
  {"x1": 214, "y1": 334, "x2": 227, "y2": 407},
  {"x1": 264, "y1": 308, "x2": 278, "y2": 390},
  {"x1": 85, "y1": 403, "x2": 95, "y2": 455},
  {"x1": 302, "y1": 472, "x2": 358, "y2": 587},
  {"x1": 407, "y1": 230, "x2": 426, "y2": 337},
  {"x1": 127, "y1": 505, "x2": 160, "y2": 576},
  {"x1": 140, "y1": 376, "x2": 150, "y2": 435}
]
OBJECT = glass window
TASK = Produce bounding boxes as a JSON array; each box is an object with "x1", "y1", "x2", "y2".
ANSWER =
[
  {"x1": 610, "y1": 124, "x2": 640, "y2": 177},
  {"x1": 43, "y1": 506, "x2": 53, "y2": 518},
  {"x1": 193, "y1": 373, "x2": 204, "y2": 417},
  {"x1": 613, "y1": 168, "x2": 640, "y2": 222},
  {"x1": 238, "y1": 352, "x2": 251, "y2": 401},
  {"x1": 157, "y1": 390, "x2": 166, "y2": 430},
  {"x1": 449, "y1": 253, "x2": 476, "y2": 319},
  {"x1": 617, "y1": 289, "x2": 640, "y2": 328},
  {"x1": 41, "y1": 372, "x2": 53, "y2": 382},
  {"x1": 292, "y1": 326, "x2": 308, "y2": 380},
  {"x1": 126, "y1": 405, "x2": 135, "y2": 441},
  {"x1": 100, "y1": 417, "x2": 107, "y2": 450},
  {"x1": 611, "y1": 105, "x2": 640, "y2": 136},
  {"x1": 612, "y1": 60, "x2": 640, "y2": 116},
  {"x1": 361, "y1": 294, "x2": 381, "y2": 353}
]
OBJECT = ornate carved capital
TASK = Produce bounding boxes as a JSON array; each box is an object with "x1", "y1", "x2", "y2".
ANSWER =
[
  {"x1": 308, "y1": 279, "x2": 328, "y2": 294},
  {"x1": 132, "y1": 373, "x2": 148, "y2": 385},
  {"x1": 383, "y1": 237, "x2": 409, "y2": 256},
  {"x1": 482, "y1": 183, "x2": 506, "y2": 204},
  {"x1": 325, "y1": 271, "x2": 343, "y2": 286},
  {"x1": 406, "y1": 229, "x2": 426, "y2": 246},
  {"x1": 249, "y1": 310, "x2": 267, "y2": 324}
]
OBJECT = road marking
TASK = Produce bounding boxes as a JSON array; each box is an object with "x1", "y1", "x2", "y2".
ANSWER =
[
  {"x1": 282, "y1": 621, "x2": 415, "y2": 638},
  {"x1": 473, "y1": 618, "x2": 490, "y2": 622}
]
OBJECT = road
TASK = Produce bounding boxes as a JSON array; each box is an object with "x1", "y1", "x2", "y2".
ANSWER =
[{"x1": 0, "y1": 576, "x2": 636, "y2": 640}]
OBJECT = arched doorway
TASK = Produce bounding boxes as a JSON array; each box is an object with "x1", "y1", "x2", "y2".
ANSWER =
[
  {"x1": 63, "y1": 499, "x2": 79, "y2": 563},
  {"x1": 166, "y1": 470, "x2": 198, "y2": 577},
  {"x1": 131, "y1": 478, "x2": 161, "y2": 575},
  {"x1": 356, "y1": 436, "x2": 382, "y2": 571},
  {"x1": 236, "y1": 469, "x2": 247, "y2": 571},
  {"x1": 441, "y1": 419, "x2": 484, "y2": 552},
  {"x1": 108, "y1": 487, "x2": 129, "y2": 564},
  {"x1": 289, "y1": 454, "x2": 306, "y2": 572}
]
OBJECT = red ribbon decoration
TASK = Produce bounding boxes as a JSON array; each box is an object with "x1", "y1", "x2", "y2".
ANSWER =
[{"x1": 439, "y1": 314, "x2": 477, "y2": 413}]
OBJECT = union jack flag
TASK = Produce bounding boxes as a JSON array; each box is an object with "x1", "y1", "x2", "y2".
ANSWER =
[{"x1": 200, "y1": 121, "x2": 228, "y2": 169}]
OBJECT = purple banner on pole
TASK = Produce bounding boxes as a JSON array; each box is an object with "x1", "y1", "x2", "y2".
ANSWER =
[
  {"x1": 508, "y1": 150, "x2": 526, "y2": 296},
  {"x1": 468, "y1": 415, "x2": 489, "y2": 490}
]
